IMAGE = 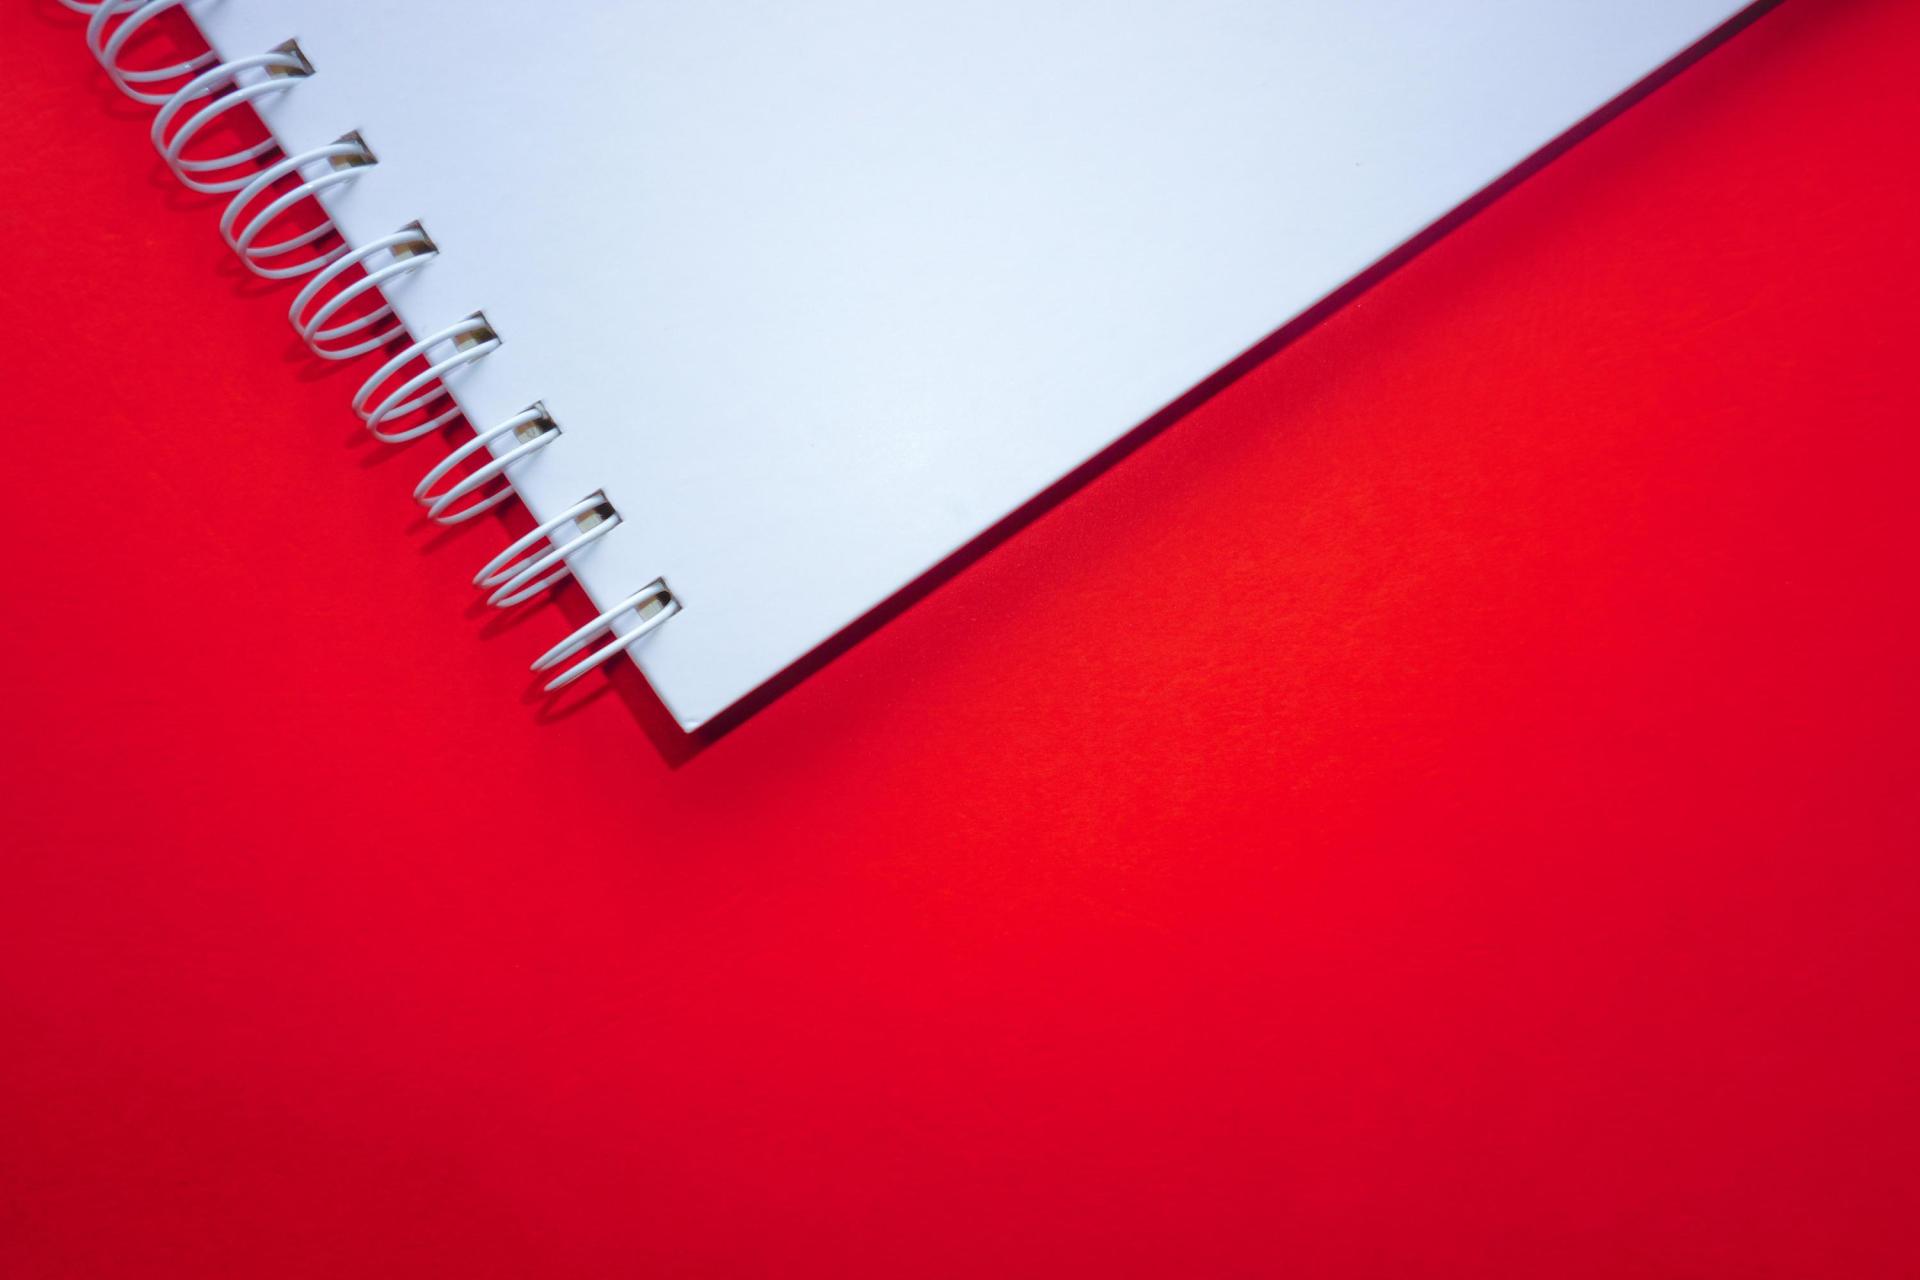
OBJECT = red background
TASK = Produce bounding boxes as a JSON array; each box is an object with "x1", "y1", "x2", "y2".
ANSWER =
[{"x1": 4, "y1": 1, "x2": 1917, "y2": 1274}]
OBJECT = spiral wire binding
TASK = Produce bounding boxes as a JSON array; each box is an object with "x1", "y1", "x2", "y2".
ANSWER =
[
  {"x1": 290, "y1": 225, "x2": 439, "y2": 359},
  {"x1": 220, "y1": 134, "x2": 376, "y2": 278},
  {"x1": 153, "y1": 45, "x2": 312, "y2": 193},
  {"x1": 89, "y1": 0, "x2": 217, "y2": 104},
  {"x1": 414, "y1": 405, "x2": 561, "y2": 525},
  {"x1": 59, "y1": 6, "x2": 682, "y2": 705},
  {"x1": 473, "y1": 495, "x2": 623, "y2": 609},
  {"x1": 352, "y1": 314, "x2": 501, "y2": 442},
  {"x1": 532, "y1": 582, "x2": 682, "y2": 692}
]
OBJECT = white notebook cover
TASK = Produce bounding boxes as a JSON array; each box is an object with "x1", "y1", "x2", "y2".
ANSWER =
[{"x1": 191, "y1": 1, "x2": 1748, "y2": 730}]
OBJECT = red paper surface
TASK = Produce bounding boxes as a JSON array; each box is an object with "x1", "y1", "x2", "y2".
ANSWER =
[{"x1": 3, "y1": 1, "x2": 1916, "y2": 1274}]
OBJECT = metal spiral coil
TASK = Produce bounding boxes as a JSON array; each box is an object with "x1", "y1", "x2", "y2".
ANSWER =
[
  {"x1": 152, "y1": 44, "x2": 312, "y2": 194},
  {"x1": 88, "y1": 0, "x2": 217, "y2": 105},
  {"x1": 413, "y1": 405, "x2": 561, "y2": 526},
  {"x1": 473, "y1": 495, "x2": 623, "y2": 610},
  {"x1": 351, "y1": 314, "x2": 500, "y2": 442},
  {"x1": 60, "y1": 4, "x2": 682, "y2": 701},
  {"x1": 289, "y1": 224, "x2": 439, "y2": 359},
  {"x1": 531, "y1": 582, "x2": 681, "y2": 692},
  {"x1": 219, "y1": 134, "x2": 376, "y2": 279}
]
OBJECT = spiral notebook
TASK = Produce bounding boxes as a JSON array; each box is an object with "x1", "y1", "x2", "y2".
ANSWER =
[{"x1": 71, "y1": 0, "x2": 1751, "y2": 731}]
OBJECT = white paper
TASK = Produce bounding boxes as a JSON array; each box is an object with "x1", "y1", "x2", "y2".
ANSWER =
[{"x1": 193, "y1": 1, "x2": 1747, "y2": 728}]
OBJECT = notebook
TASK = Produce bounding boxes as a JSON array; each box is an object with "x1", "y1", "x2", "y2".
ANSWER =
[{"x1": 69, "y1": 0, "x2": 1752, "y2": 730}]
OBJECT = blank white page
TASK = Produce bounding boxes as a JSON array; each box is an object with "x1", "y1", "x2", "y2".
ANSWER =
[{"x1": 195, "y1": 1, "x2": 1747, "y2": 729}]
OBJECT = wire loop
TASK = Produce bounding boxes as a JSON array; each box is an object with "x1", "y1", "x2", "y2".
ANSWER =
[
  {"x1": 219, "y1": 136, "x2": 375, "y2": 279},
  {"x1": 351, "y1": 315, "x2": 500, "y2": 442},
  {"x1": 152, "y1": 48, "x2": 311, "y2": 194},
  {"x1": 88, "y1": 0, "x2": 217, "y2": 104},
  {"x1": 531, "y1": 582, "x2": 680, "y2": 691},
  {"x1": 413, "y1": 405, "x2": 560, "y2": 525},
  {"x1": 474, "y1": 496, "x2": 621, "y2": 609},
  {"x1": 288, "y1": 226, "x2": 438, "y2": 359}
]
